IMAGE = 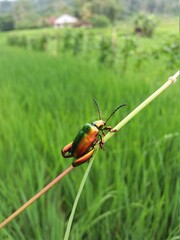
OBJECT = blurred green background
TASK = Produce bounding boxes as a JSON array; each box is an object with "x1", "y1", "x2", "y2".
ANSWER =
[{"x1": 0, "y1": 0, "x2": 179, "y2": 239}]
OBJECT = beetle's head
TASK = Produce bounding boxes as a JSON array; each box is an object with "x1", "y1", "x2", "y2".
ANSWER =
[
  {"x1": 93, "y1": 98, "x2": 126, "y2": 128},
  {"x1": 93, "y1": 120, "x2": 106, "y2": 129}
]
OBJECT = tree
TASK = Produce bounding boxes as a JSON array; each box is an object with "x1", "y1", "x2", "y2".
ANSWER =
[
  {"x1": 80, "y1": 2, "x2": 93, "y2": 21},
  {"x1": 13, "y1": 0, "x2": 39, "y2": 29},
  {"x1": 73, "y1": 0, "x2": 121, "y2": 22},
  {"x1": 90, "y1": 14, "x2": 110, "y2": 28},
  {"x1": 0, "y1": 15, "x2": 14, "y2": 31},
  {"x1": 103, "y1": 0, "x2": 120, "y2": 22},
  {"x1": 134, "y1": 13, "x2": 158, "y2": 37}
]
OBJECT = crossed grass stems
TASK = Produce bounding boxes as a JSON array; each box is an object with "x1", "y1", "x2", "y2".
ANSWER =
[{"x1": 0, "y1": 71, "x2": 179, "y2": 239}]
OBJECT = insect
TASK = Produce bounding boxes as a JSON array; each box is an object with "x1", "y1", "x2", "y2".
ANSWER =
[{"x1": 61, "y1": 99, "x2": 126, "y2": 167}]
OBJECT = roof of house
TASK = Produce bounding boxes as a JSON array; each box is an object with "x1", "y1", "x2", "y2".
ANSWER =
[{"x1": 54, "y1": 14, "x2": 78, "y2": 25}]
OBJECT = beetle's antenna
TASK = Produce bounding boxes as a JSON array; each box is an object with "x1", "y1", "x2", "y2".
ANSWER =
[
  {"x1": 93, "y1": 98, "x2": 101, "y2": 119},
  {"x1": 106, "y1": 104, "x2": 126, "y2": 123}
]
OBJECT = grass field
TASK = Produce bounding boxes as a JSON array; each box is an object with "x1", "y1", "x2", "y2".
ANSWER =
[{"x1": 0, "y1": 17, "x2": 179, "y2": 239}]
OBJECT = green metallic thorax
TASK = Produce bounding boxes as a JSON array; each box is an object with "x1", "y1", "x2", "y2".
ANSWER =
[{"x1": 71, "y1": 123, "x2": 99, "y2": 157}]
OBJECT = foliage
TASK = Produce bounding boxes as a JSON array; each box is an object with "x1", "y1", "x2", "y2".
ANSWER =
[
  {"x1": 73, "y1": 31, "x2": 84, "y2": 55},
  {"x1": 7, "y1": 34, "x2": 28, "y2": 47},
  {"x1": 30, "y1": 35, "x2": 48, "y2": 51},
  {"x1": 0, "y1": 0, "x2": 178, "y2": 31},
  {"x1": 74, "y1": 0, "x2": 120, "y2": 22},
  {"x1": 121, "y1": 37, "x2": 137, "y2": 73},
  {"x1": 134, "y1": 13, "x2": 158, "y2": 37},
  {"x1": 98, "y1": 36, "x2": 117, "y2": 67},
  {"x1": 102, "y1": 0, "x2": 120, "y2": 23},
  {"x1": 0, "y1": 15, "x2": 14, "y2": 31},
  {"x1": 7, "y1": 34, "x2": 49, "y2": 51},
  {"x1": 7, "y1": 34, "x2": 17, "y2": 46},
  {"x1": 99, "y1": 37, "x2": 111, "y2": 64},
  {"x1": 62, "y1": 30, "x2": 73, "y2": 52},
  {"x1": 13, "y1": 0, "x2": 39, "y2": 29},
  {"x1": 0, "y1": 42, "x2": 179, "y2": 239},
  {"x1": 161, "y1": 34, "x2": 180, "y2": 69},
  {"x1": 0, "y1": 21, "x2": 179, "y2": 239},
  {"x1": 6, "y1": 24, "x2": 179, "y2": 72},
  {"x1": 90, "y1": 15, "x2": 110, "y2": 28}
]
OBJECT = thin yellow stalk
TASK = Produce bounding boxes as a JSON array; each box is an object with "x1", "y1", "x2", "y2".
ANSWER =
[
  {"x1": 64, "y1": 70, "x2": 179, "y2": 240},
  {"x1": 104, "y1": 70, "x2": 179, "y2": 143},
  {"x1": 0, "y1": 70, "x2": 179, "y2": 233},
  {"x1": 0, "y1": 165, "x2": 74, "y2": 229}
]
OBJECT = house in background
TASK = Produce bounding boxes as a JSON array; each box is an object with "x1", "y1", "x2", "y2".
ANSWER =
[{"x1": 54, "y1": 14, "x2": 79, "y2": 28}]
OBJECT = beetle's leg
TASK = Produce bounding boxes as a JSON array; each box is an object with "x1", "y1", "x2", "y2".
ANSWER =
[
  {"x1": 99, "y1": 140, "x2": 104, "y2": 149},
  {"x1": 101, "y1": 129, "x2": 105, "y2": 136},
  {"x1": 103, "y1": 126, "x2": 117, "y2": 133},
  {"x1": 100, "y1": 128, "x2": 107, "y2": 137},
  {"x1": 61, "y1": 142, "x2": 73, "y2": 158},
  {"x1": 72, "y1": 149, "x2": 95, "y2": 167},
  {"x1": 110, "y1": 128, "x2": 117, "y2": 133},
  {"x1": 98, "y1": 134, "x2": 104, "y2": 149},
  {"x1": 103, "y1": 126, "x2": 112, "y2": 131}
]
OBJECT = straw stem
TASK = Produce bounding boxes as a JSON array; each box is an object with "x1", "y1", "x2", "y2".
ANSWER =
[
  {"x1": 64, "y1": 70, "x2": 179, "y2": 240},
  {"x1": 104, "y1": 70, "x2": 179, "y2": 143},
  {"x1": 0, "y1": 165, "x2": 74, "y2": 229},
  {"x1": 1, "y1": 70, "x2": 179, "y2": 232}
]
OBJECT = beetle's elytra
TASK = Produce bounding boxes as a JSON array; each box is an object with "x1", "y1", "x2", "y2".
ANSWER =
[{"x1": 61, "y1": 99, "x2": 126, "y2": 167}]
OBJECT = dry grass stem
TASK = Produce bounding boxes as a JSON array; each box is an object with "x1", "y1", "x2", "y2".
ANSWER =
[{"x1": 0, "y1": 165, "x2": 74, "y2": 229}]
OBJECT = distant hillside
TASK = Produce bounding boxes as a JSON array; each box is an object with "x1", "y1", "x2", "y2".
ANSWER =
[
  {"x1": 0, "y1": 0, "x2": 178, "y2": 17},
  {"x1": 0, "y1": 1, "x2": 14, "y2": 15},
  {"x1": 0, "y1": 0, "x2": 178, "y2": 30},
  {"x1": 0, "y1": 0, "x2": 73, "y2": 16}
]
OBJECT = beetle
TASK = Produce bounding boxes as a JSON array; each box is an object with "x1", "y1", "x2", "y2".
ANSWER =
[{"x1": 61, "y1": 99, "x2": 126, "y2": 167}]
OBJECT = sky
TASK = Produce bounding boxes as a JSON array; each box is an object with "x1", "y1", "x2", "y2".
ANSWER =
[{"x1": 0, "y1": 0, "x2": 17, "y2": 2}]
